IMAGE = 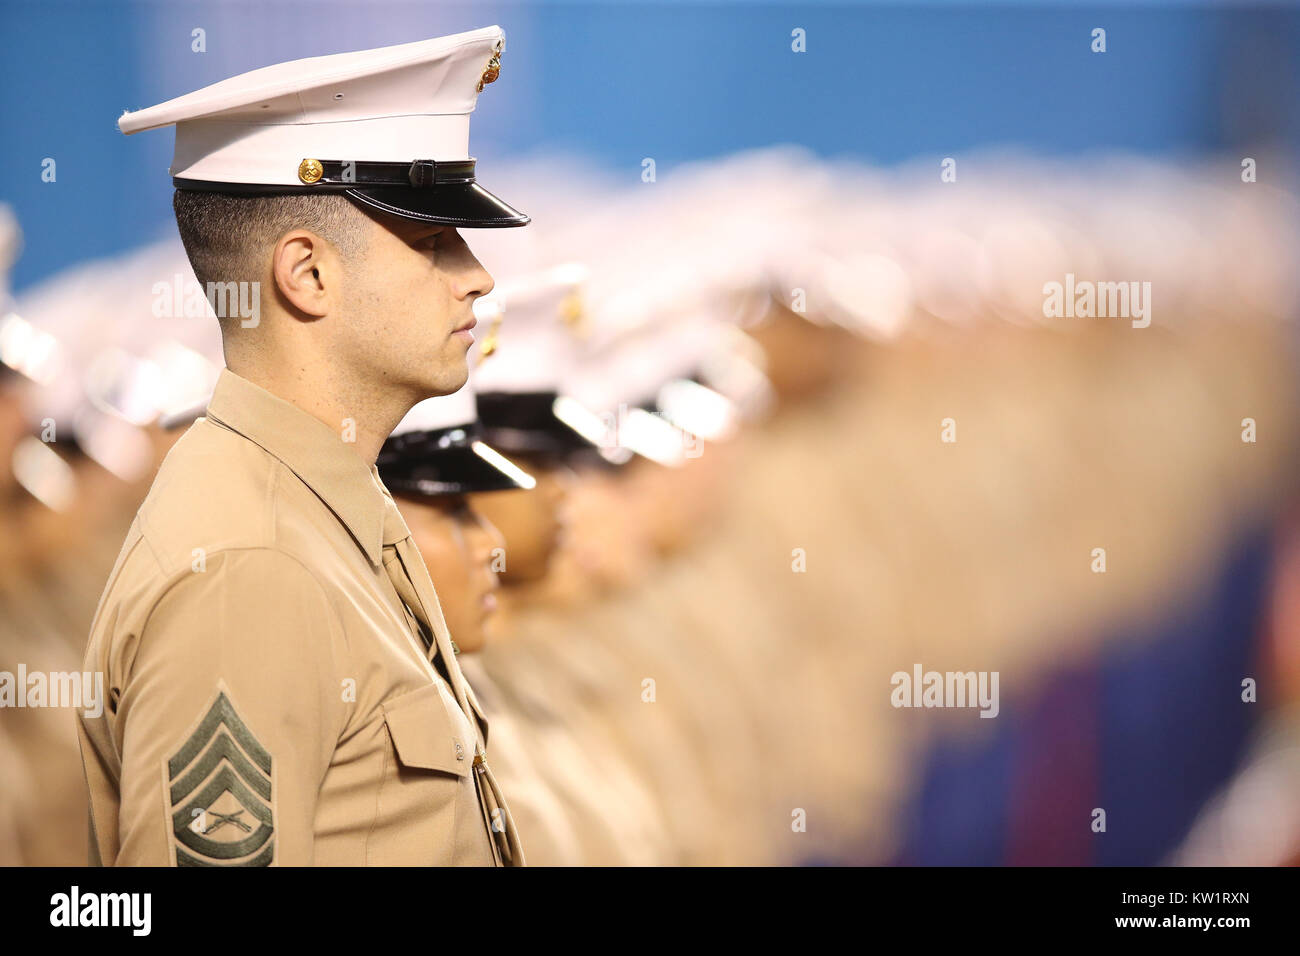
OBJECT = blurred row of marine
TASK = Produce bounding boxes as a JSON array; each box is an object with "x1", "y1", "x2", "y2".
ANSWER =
[{"x1": 2, "y1": 147, "x2": 1300, "y2": 864}]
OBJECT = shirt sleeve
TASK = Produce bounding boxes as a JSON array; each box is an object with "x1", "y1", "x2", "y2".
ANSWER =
[{"x1": 113, "y1": 548, "x2": 348, "y2": 866}]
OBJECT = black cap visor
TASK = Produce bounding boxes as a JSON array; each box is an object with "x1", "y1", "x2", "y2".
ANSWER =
[
  {"x1": 477, "y1": 391, "x2": 602, "y2": 460},
  {"x1": 175, "y1": 157, "x2": 528, "y2": 228},
  {"x1": 346, "y1": 181, "x2": 529, "y2": 228},
  {"x1": 378, "y1": 427, "x2": 535, "y2": 497}
]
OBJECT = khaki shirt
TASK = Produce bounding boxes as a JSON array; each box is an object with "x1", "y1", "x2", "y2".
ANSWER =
[{"x1": 78, "y1": 369, "x2": 522, "y2": 866}]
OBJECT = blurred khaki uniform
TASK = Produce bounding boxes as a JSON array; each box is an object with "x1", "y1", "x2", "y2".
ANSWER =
[
  {"x1": 457, "y1": 656, "x2": 583, "y2": 865},
  {"x1": 480, "y1": 615, "x2": 674, "y2": 865},
  {"x1": 78, "y1": 369, "x2": 523, "y2": 866}
]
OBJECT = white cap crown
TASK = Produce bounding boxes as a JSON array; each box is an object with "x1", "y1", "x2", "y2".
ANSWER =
[{"x1": 120, "y1": 26, "x2": 508, "y2": 186}]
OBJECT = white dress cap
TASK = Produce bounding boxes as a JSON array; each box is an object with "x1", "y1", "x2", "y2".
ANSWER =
[
  {"x1": 471, "y1": 263, "x2": 589, "y2": 394},
  {"x1": 562, "y1": 314, "x2": 719, "y2": 413},
  {"x1": 118, "y1": 27, "x2": 528, "y2": 227}
]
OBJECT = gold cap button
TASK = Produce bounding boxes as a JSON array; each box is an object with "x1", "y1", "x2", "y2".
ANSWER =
[{"x1": 298, "y1": 158, "x2": 324, "y2": 184}]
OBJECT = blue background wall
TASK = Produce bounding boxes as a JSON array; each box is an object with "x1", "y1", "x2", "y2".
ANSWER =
[{"x1": 2, "y1": 0, "x2": 1297, "y2": 292}]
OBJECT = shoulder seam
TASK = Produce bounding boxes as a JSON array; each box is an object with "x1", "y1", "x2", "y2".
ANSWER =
[
  {"x1": 134, "y1": 510, "x2": 170, "y2": 577},
  {"x1": 136, "y1": 545, "x2": 345, "y2": 646},
  {"x1": 131, "y1": 546, "x2": 352, "y2": 752}
]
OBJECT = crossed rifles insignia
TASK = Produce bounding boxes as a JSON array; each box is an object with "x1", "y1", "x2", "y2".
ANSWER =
[{"x1": 167, "y1": 690, "x2": 275, "y2": 866}]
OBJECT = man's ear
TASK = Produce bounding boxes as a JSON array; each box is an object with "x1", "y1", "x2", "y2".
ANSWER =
[{"x1": 270, "y1": 230, "x2": 332, "y2": 319}]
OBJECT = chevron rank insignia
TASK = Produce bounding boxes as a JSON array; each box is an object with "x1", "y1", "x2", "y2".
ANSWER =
[{"x1": 166, "y1": 690, "x2": 275, "y2": 866}]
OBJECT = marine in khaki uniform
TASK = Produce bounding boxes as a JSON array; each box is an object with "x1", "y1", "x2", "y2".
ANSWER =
[
  {"x1": 376, "y1": 381, "x2": 587, "y2": 866},
  {"x1": 466, "y1": 271, "x2": 681, "y2": 864},
  {"x1": 471, "y1": 306, "x2": 767, "y2": 863},
  {"x1": 78, "y1": 26, "x2": 530, "y2": 866},
  {"x1": 1, "y1": 305, "x2": 140, "y2": 867}
]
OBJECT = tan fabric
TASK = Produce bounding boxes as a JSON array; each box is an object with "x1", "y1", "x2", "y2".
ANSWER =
[
  {"x1": 457, "y1": 657, "x2": 581, "y2": 866},
  {"x1": 77, "y1": 368, "x2": 522, "y2": 866},
  {"x1": 380, "y1": 517, "x2": 525, "y2": 866},
  {"x1": 480, "y1": 616, "x2": 678, "y2": 865}
]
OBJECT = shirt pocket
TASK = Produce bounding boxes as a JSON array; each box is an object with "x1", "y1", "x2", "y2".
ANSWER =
[{"x1": 381, "y1": 682, "x2": 472, "y2": 778}]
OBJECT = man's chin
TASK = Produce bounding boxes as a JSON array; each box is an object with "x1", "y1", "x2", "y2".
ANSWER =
[{"x1": 420, "y1": 357, "x2": 469, "y2": 398}]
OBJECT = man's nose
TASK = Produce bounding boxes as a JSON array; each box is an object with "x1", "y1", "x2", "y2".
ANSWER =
[
  {"x1": 458, "y1": 237, "x2": 494, "y2": 300},
  {"x1": 471, "y1": 262, "x2": 495, "y2": 300},
  {"x1": 543, "y1": 471, "x2": 569, "y2": 510}
]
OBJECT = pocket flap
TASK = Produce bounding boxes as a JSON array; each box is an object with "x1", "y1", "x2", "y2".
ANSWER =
[{"x1": 381, "y1": 682, "x2": 471, "y2": 778}]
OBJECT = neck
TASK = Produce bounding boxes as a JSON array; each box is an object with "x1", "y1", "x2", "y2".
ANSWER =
[{"x1": 228, "y1": 358, "x2": 415, "y2": 465}]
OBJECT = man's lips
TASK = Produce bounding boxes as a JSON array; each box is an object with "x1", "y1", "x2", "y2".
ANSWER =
[
  {"x1": 453, "y1": 316, "x2": 478, "y2": 334},
  {"x1": 480, "y1": 578, "x2": 499, "y2": 614}
]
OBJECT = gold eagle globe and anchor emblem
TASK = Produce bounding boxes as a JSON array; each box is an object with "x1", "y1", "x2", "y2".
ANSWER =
[
  {"x1": 478, "y1": 309, "x2": 504, "y2": 358},
  {"x1": 476, "y1": 41, "x2": 503, "y2": 93}
]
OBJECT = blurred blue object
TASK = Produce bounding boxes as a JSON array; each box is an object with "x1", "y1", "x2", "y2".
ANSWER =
[
  {"x1": 892, "y1": 526, "x2": 1271, "y2": 866},
  {"x1": 1095, "y1": 528, "x2": 1268, "y2": 866}
]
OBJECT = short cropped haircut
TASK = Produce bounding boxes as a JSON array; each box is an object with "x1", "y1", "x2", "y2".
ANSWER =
[{"x1": 172, "y1": 190, "x2": 371, "y2": 297}]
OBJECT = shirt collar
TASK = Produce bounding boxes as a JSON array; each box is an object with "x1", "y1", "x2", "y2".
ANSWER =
[
  {"x1": 204, "y1": 368, "x2": 392, "y2": 566},
  {"x1": 378, "y1": 477, "x2": 415, "y2": 547}
]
